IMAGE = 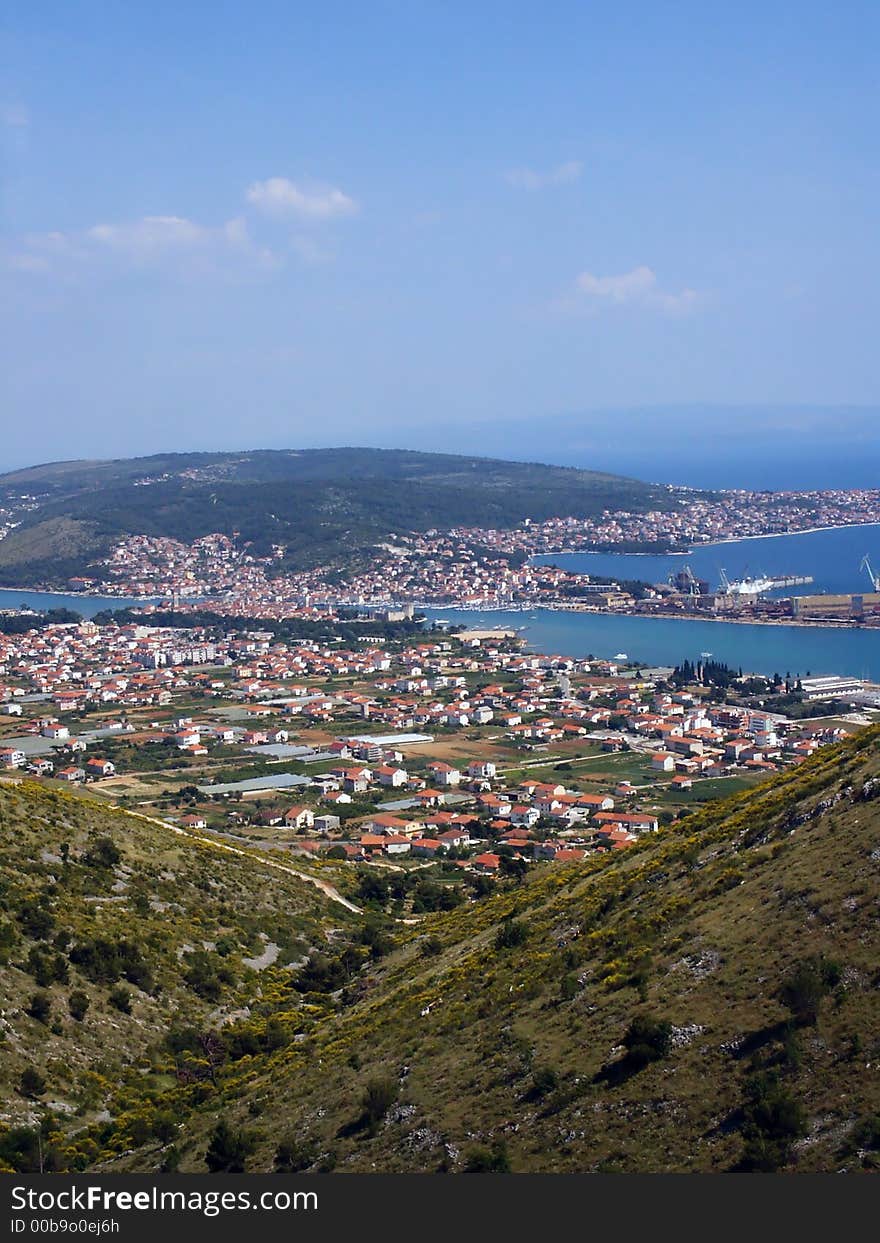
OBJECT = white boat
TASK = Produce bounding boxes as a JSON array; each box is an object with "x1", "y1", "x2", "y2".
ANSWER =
[{"x1": 614, "y1": 652, "x2": 628, "y2": 660}]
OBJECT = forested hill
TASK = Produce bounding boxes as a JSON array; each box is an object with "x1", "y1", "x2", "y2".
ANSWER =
[{"x1": 0, "y1": 447, "x2": 679, "y2": 585}]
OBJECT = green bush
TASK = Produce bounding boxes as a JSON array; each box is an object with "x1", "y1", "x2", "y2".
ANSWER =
[
  {"x1": 464, "y1": 1140, "x2": 511, "y2": 1172},
  {"x1": 360, "y1": 1077, "x2": 398, "y2": 1130},
  {"x1": 26, "y1": 991, "x2": 51, "y2": 1024},
  {"x1": 68, "y1": 937, "x2": 153, "y2": 990},
  {"x1": 778, "y1": 956, "x2": 841, "y2": 1026},
  {"x1": 843, "y1": 1114, "x2": 880, "y2": 1161},
  {"x1": 559, "y1": 973, "x2": 579, "y2": 1002},
  {"x1": 622, "y1": 1015, "x2": 672, "y2": 1067},
  {"x1": 16, "y1": 901, "x2": 55, "y2": 941},
  {"x1": 739, "y1": 1072, "x2": 806, "y2": 1171},
  {"x1": 68, "y1": 990, "x2": 90, "y2": 1022},
  {"x1": 182, "y1": 951, "x2": 236, "y2": 1002},
  {"x1": 151, "y1": 1112, "x2": 179, "y2": 1144},
  {"x1": 19, "y1": 1067, "x2": 47, "y2": 1099},
  {"x1": 83, "y1": 837, "x2": 122, "y2": 869},
  {"x1": 274, "y1": 1137, "x2": 317, "y2": 1172},
  {"x1": 529, "y1": 1066, "x2": 559, "y2": 1099},
  {"x1": 0, "y1": 1121, "x2": 62, "y2": 1171},
  {"x1": 205, "y1": 1120, "x2": 256, "y2": 1173},
  {"x1": 108, "y1": 985, "x2": 132, "y2": 1014},
  {"x1": 27, "y1": 945, "x2": 69, "y2": 988},
  {"x1": 494, "y1": 918, "x2": 528, "y2": 950}
]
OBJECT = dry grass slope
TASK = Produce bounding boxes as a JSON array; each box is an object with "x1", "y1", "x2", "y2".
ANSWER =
[
  {"x1": 0, "y1": 781, "x2": 355, "y2": 1170},
  {"x1": 2, "y1": 727, "x2": 879, "y2": 1174},
  {"x1": 107, "y1": 727, "x2": 880, "y2": 1174}
]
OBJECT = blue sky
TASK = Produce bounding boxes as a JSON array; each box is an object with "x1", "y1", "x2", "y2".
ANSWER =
[{"x1": 2, "y1": 1, "x2": 879, "y2": 479}]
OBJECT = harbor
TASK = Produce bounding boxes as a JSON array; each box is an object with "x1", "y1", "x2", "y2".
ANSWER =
[
  {"x1": 5, "y1": 525, "x2": 880, "y2": 682},
  {"x1": 422, "y1": 604, "x2": 880, "y2": 682},
  {"x1": 533, "y1": 522, "x2": 880, "y2": 599}
]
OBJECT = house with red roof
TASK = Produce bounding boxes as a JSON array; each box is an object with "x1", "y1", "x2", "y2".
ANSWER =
[
  {"x1": 85, "y1": 757, "x2": 116, "y2": 779},
  {"x1": 283, "y1": 806, "x2": 314, "y2": 830},
  {"x1": 472, "y1": 852, "x2": 500, "y2": 873}
]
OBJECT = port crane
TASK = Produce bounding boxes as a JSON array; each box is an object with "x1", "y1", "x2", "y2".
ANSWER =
[
  {"x1": 860, "y1": 555, "x2": 880, "y2": 591},
  {"x1": 668, "y1": 565, "x2": 706, "y2": 596}
]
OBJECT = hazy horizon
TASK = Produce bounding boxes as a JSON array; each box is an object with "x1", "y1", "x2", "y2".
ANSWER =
[{"x1": 1, "y1": 403, "x2": 878, "y2": 492}]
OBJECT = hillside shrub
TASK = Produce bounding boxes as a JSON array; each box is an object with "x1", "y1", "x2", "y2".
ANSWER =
[
  {"x1": 27, "y1": 945, "x2": 69, "y2": 987},
  {"x1": 19, "y1": 1068, "x2": 47, "y2": 1099},
  {"x1": 274, "y1": 1137, "x2": 317, "y2": 1172},
  {"x1": 778, "y1": 955, "x2": 841, "y2": 1026},
  {"x1": 464, "y1": 1140, "x2": 511, "y2": 1172},
  {"x1": 204, "y1": 1120, "x2": 256, "y2": 1173},
  {"x1": 494, "y1": 918, "x2": 528, "y2": 950},
  {"x1": 360, "y1": 1077, "x2": 398, "y2": 1132},
  {"x1": 108, "y1": 986, "x2": 132, "y2": 1014},
  {"x1": 68, "y1": 938, "x2": 153, "y2": 990},
  {"x1": 181, "y1": 951, "x2": 235, "y2": 1002},
  {"x1": 622, "y1": 1015, "x2": 672, "y2": 1068},
  {"x1": 68, "y1": 991, "x2": 90, "y2": 1022},
  {"x1": 83, "y1": 837, "x2": 121, "y2": 869},
  {"x1": 738, "y1": 1072, "x2": 806, "y2": 1171},
  {"x1": 26, "y1": 991, "x2": 51, "y2": 1024}
]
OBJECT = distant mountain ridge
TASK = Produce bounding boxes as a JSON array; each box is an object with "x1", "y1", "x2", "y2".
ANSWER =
[{"x1": 0, "y1": 447, "x2": 679, "y2": 586}]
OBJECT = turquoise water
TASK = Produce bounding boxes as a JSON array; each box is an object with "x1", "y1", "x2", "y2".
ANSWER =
[
  {"x1": 3, "y1": 588, "x2": 879, "y2": 679},
  {"x1": 534, "y1": 522, "x2": 880, "y2": 597},
  {"x1": 421, "y1": 608, "x2": 880, "y2": 681},
  {"x1": 0, "y1": 590, "x2": 158, "y2": 618},
  {"x1": 4, "y1": 524, "x2": 880, "y2": 678},
  {"x1": 424, "y1": 525, "x2": 880, "y2": 678}
]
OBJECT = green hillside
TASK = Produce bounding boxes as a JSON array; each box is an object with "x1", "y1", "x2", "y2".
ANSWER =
[
  {"x1": 0, "y1": 782, "x2": 360, "y2": 1173},
  {"x1": 3, "y1": 728, "x2": 879, "y2": 1174},
  {"x1": 0, "y1": 447, "x2": 678, "y2": 585},
  {"x1": 134, "y1": 725, "x2": 876, "y2": 1175}
]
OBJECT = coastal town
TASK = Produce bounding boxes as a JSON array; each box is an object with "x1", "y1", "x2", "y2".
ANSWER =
[
  {"x1": 3, "y1": 482, "x2": 878, "y2": 625},
  {"x1": 2, "y1": 474, "x2": 879, "y2": 881},
  {"x1": 2, "y1": 467, "x2": 879, "y2": 884},
  {"x1": 0, "y1": 610, "x2": 872, "y2": 888}
]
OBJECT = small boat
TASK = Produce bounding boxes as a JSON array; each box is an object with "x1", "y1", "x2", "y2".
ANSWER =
[{"x1": 614, "y1": 652, "x2": 628, "y2": 660}]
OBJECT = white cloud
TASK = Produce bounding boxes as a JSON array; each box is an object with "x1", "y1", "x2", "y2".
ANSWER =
[
  {"x1": 245, "y1": 177, "x2": 359, "y2": 220},
  {"x1": 88, "y1": 215, "x2": 210, "y2": 253},
  {"x1": 575, "y1": 265, "x2": 698, "y2": 314},
  {"x1": 7, "y1": 214, "x2": 278, "y2": 278},
  {"x1": 506, "y1": 160, "x2": 582, "y2": 190}
]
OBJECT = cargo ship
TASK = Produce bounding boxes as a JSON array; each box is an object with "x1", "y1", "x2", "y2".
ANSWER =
[{"x1": 719, "y1": 570, "x2": 814, "y2": 596}]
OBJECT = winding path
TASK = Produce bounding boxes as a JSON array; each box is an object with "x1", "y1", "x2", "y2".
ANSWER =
[{"x1": 119, "y1": 807, "x2": 362, "y2": 914}]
